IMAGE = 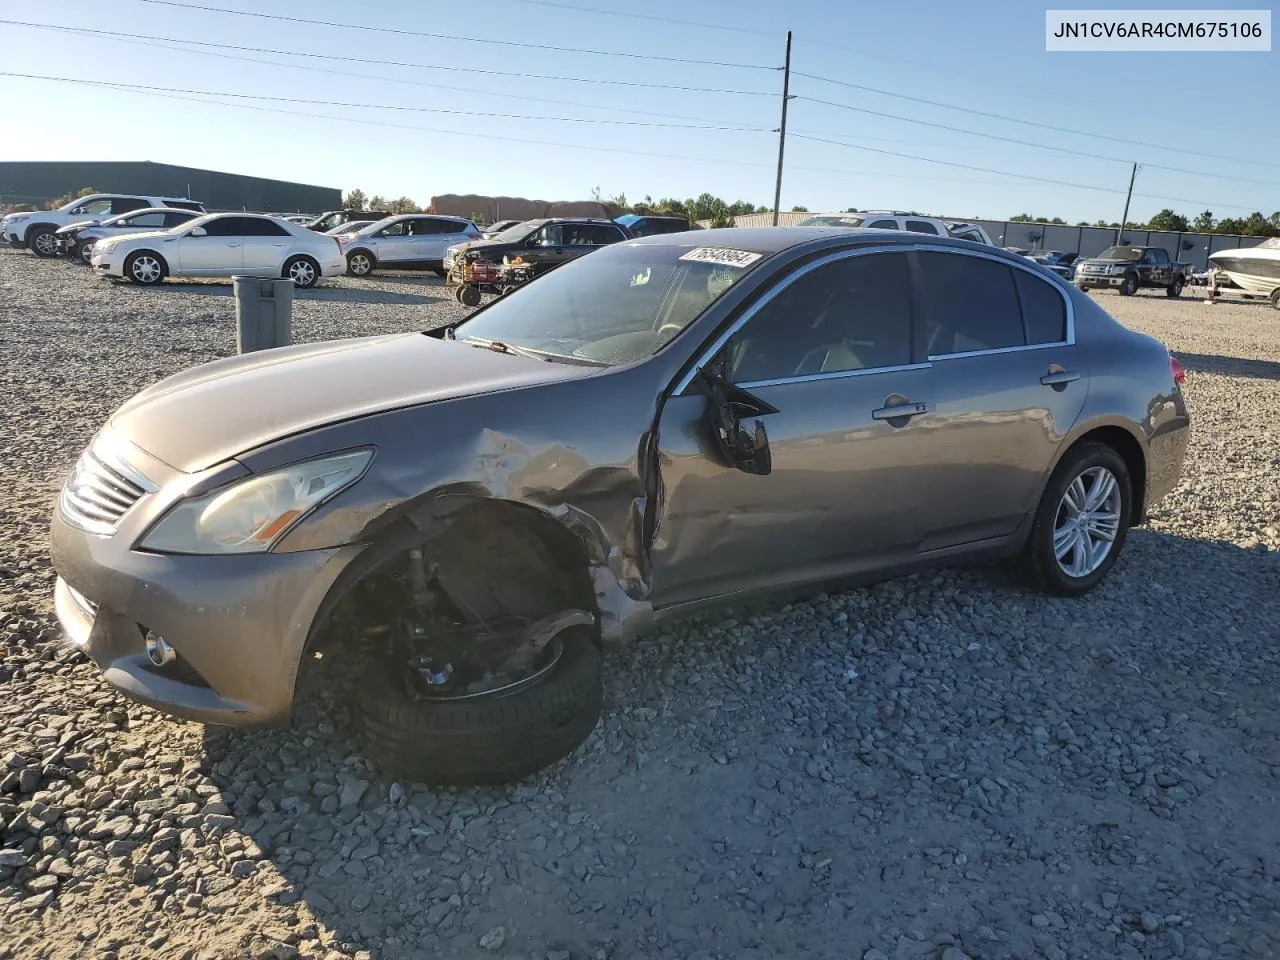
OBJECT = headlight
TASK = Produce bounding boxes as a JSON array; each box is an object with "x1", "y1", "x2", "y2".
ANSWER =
[
  {"x1": 1109, "y1": 265, "x2": 1126, "y2": 275},
  {"x1": 96, "y1": 240, "x2": 117, "y2": 255},
  {"x1": 140, "y1": 449, "x2": 373, "y2": 554},
  {"x1": 10, "y1": 215, "x2": 29, "y2": 223}
]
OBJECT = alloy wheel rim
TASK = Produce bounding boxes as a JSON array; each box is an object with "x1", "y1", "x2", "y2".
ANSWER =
[
  {"x1": 290, "y1": 261, "x2": 315, "y2": 285},
  {"x1": 351, "y1": 255, "x2": 370, "y2": 274},
  {"x1": 1053, "y1": 466, "x2": 1121, "y2": 578},
  {"x1": 34, "y1": 233, "x2": 56, "y2": 254},
  {"x1": 80, "y1": 243, "x2": 95, "y2": 263},
  {"x1": 132, "y1": 257, "x2": 160, "y2": 283}
]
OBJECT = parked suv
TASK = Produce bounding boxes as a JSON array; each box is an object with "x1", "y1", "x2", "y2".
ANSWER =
[
  {"x1": 614, "y1": 214, "x2": 692, "y2": 237},
  {"x1": 797, "y1": 211, "x2": 992, "y2": 244},
  {"x1": 339, "y1": 215, "x2": 482, "y2": 277},
  {"x1": 1076, "y1": 246, "x2": 1191, "y2": 297},
  {"x1": 56, "y1": 208, "x2": 203, "y2": 263},
  {"x1": 304, "y1": 210, "x2": 391, "y2": 233},
  {"x1": 3, "y1": 195, "x2": 206, "y2": 256},
  {"x1": 442, "y1": 218, "x2": 632, "y2": 282}
]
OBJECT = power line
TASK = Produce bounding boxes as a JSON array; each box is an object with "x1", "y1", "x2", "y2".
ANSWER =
[
  {"x1": 0, "y1": 20, "x2": 775, "y2": 98},
  {"x1": 792, "y1": 70, "x2": 1280, "y2": 172},
  {"x1": 0, "y1": 21, "x2": 770, "y2": 130},
  {"x1": 0, "y1": 72, "x2": 772, "y2": 132},
  {"x1": 790, "y1": 133, "x2": 1265, "y2": 211},
  {"x1": 495, "y1": 0, "x2": 776, "y2": 36},
  {"x1": 134, "y1": 0, "x2": 778, "y2": 69},
  {"x1": 793, "y1": 96, "x2": 1280, "y2": 188}
]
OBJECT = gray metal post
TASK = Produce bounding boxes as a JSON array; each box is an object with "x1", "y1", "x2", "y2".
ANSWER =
[
  {"x1": 1116, "y1": 162, "x2": 1138, "y2": 244},
  {"x1": 771, "y1": 31, "x2": 792, "y2": 227},
  {"x1": 233, "y1": 276, "x2": 293, "y2": 353}
]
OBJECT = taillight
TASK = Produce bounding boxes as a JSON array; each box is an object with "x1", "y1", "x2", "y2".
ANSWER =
[{"x1": 1170, "y1": 356, "x2": 1185, "y2": 386}]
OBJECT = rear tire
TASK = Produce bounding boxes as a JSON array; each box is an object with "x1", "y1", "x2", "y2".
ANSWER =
[
  {"x1": 1021, "y1": 441, "x2": 1132, "y2": 597},
  {"x1": 283, "y1": 255, "x2": 320, "y2": 288},
  {"x1": 124, "y1": 251, "x2": 166, "y2": 286},
  {"x1": 357, "y1": 628, "x2": 602, "y2": 785},
  {"x1": 28, "y1": 227, "x2": 58, "y2": 258},
  {"x1": 1119, "y1": 273, "x2": 1139, "y2": 296},
  {"x1": 1270, "y1": 288, "x2": 1280, "y2": 311},
  {"x1": 1166, "y1": 277, "x2": 1184, "y2": 298}
]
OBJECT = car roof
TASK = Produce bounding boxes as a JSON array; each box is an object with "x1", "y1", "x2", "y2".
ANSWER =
[{"x1": 622, "y1": 226, "x2": 1031, "y2": 260}]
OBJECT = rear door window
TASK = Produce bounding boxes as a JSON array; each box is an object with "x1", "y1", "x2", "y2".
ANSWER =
[
  {"x1": 866, "y1": 219, "x2": 898, "y2": 229},
  {"x1": 111, "y1": 198, "x2": 150, "y2": 214},
  {"x1": 917, "y1": 251, "x2": 1025, "y2": 355},
  {"x1": 240, "y1": 218, "x2": 291, "y2": 237},
  {"x1": 1013, "y1": 269, "x2": 1068, "y2": 344},
  {"x1": 905, "y1": 219, "x2": 940, "y2": 235}
]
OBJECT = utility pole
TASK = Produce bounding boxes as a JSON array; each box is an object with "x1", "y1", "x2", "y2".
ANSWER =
[
  {"x1": 1116, "y1": 162, "x2": 1137, "y2": 244},
  {"x1": 771, "y1": 31, "x2": 792, "y2": 227}
]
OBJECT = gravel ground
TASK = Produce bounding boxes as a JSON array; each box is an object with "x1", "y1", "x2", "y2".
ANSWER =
[{"x1": 1, "y1": 251, "x2": 1278, "y2": 960}]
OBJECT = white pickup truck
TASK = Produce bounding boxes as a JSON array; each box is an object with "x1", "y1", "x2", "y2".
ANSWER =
[{"x1": 3, "y1": 194, "x2": 205, "y2": 257}]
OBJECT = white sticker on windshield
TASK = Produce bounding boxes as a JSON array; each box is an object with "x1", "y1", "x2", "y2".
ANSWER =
[{"x1": 678, "y1": 247, "x2": 763, "y2": 269}]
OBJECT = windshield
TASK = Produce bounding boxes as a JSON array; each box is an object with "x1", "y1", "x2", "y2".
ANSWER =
[
  {"x1": 798, "y1": 214, "x2": 865, "y2": 228},
  {"x1": 353, "y1": 217, "x2": 396, "y2": 236},
  {"x1": 488, "y1": 220, "x2": 538, "y2": 242},
  {"x1": 1098, "y1": 246, "x2": 1142, "y2": 261},
  {"x1": 453, "y1": 243, "x2": 765, "y2": 365},
  {"x1": 327, "y1": 221, "x2": 371, "y2": 235}
]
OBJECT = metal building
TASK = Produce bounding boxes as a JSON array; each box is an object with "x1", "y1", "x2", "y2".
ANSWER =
[{"x1": 0, "y1": 161, "x2": 340, "y2": 214}]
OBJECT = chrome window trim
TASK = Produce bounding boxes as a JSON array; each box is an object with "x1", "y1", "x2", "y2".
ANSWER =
[
  {"x1": 737, "y1": 361, "x2": 933, "y2": 391},
  {"x1": 673, "y1": 244, "x2": 917, "y2": 395},
  {"x1": 911, "y1": 243, "x2": 1075, "y2": 359}
]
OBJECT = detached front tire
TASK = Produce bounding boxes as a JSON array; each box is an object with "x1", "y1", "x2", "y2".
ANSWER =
[
  {"x1": 1021, "y1": 441, "x2": 1132, "y2": 597},
  {"x1": 357, "y1": 628, "x2": 602, "y2": 785}
]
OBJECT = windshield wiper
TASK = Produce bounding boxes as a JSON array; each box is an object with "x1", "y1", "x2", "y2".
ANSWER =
[{"x1": 458, "y1": 336, "x2": 606, "y2": 367}]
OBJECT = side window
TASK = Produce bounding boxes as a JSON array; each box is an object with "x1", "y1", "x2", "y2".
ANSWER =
[
  {"x1": 727, "y1": 253, "x2": 914, "y2": 384},
  {"x1": 1150, "y1": 248, "x2": 1169, "y2": 264},
  {"x1": 533, "y1": 224, "x2": 563, "y2": 246},
  {"x1": 241, "y1": 218, "x2": 290, "y2": 237},
  {"x1": 123, "y1": 212, "x2": 167, "y2": 229},
  {"x1": 163, "y1": 212, "x2": 195, "y2": 228},
  {"x1": 379, "y1": 221, "x2": 409, "y2": 236},
  {"x1": 905, "y1": 219, "x2": 940, "y2": 235},
  {"x1": 917, "y1": 252, "x2": 1025, "y2": 355},
  {"x1": 1013, "y1": 269, "x2": 1067, "y2": 345},
  {"x1": 111, "y1": 198, "x2": 149, "y2": 215},
  {"x1": 867, "y1": 219, "x2": 898, "y2": 230},
  {"x1": 76, "y1": 199, "x2": 114, "y2": 215},
  {"x1": 200, "y1": 217, "x2": 253, "y2": 237}
]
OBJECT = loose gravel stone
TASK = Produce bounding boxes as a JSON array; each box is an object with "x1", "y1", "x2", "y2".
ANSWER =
[{"x1": 2, "y1": 253, "x2": 1279, "y2": 959}]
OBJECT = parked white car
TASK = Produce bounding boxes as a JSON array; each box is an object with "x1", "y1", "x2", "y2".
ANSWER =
[
  {"x1": 90, "y1": 213, "x2": 345, "y2": 288},
  {"x1": 3, "y1": 194, "x2": 206, "y2": 256},
  {"x1": 796, "y1": 211, "x2": 994, "y2": 245},
  {"x1": 338, "y1": 215, "x2": 481, "y2": 277},
  {"x1": 56, "y1": 208, "x2": 203, "y2": 263}
]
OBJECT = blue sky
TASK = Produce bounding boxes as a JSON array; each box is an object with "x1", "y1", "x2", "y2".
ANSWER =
[{"x1": 1, "y1": 0, "x2": 1276, "y2": 222}]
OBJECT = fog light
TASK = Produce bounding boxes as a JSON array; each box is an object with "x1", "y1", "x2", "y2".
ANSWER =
[{"x1": 144, "y1": 630, "x2": 176, "y2": 667}]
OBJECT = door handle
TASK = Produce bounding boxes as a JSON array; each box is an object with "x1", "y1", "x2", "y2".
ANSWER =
[
  {"x1": 225, "y1": 243, "x2": 241, "y2": 247},
  {"x1": 871, "y1": 401, "x2": 929, "y2": 421},
  {"x1": 1040, "y1": 370, "x2": 1081, "y2": 386},
  {"x1": 271, "y1": 242, "x2": 286, "y2": 246}
]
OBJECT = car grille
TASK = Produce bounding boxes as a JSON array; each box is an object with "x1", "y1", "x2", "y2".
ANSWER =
[
  {"x1": 60, "y1": 438, "x2": 155, "y2": 535},
  {"x1": 1082, "y1": 264, "x2": 1105, "y2": 275}
]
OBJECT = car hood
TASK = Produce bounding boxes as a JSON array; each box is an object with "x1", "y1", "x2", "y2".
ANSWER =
[
  {"x1": 55, "y1": 219, "x2": 100, "y2": 235},
  {"x1": 101, "y1": 229, "x2": 174, "y2": 245},
  {"x1": 449, "y1": 238, "x2": 520, "y2": 255},
  {"x1": 111, "y1": 333, "x2": 600, "y2": 473}
]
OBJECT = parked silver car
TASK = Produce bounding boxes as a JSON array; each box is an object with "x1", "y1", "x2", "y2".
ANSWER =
[
  {"x1": 56, "y1": 208, "x2": 203, "y2": 263},
  {"x1": 51, "y1": 228, "x2": 1189, "y2": 784},
  {"x1": 338, "y1": 214, "x2": 482, "y2": 277}
]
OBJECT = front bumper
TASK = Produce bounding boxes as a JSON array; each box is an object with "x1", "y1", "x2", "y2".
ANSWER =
[
  {"x1": 4, "y1": 230, "x2": 24, "y2": 247},
  {"x1": 1076, "y1": 274, "x2": 1125, "y2": 288},
  {"x1": 50, "y1": 486, "x2": 362, "y2": 726},
  {"x1": 90, "y1": 250, "x2": 125, "y2": 278}
]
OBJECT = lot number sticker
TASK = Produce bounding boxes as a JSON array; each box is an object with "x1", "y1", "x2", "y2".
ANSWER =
[{"x1": 678, "y1": 247, "x2": 763, "y2": 268}]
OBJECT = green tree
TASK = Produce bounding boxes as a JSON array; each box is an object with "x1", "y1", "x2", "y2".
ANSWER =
[
  {"x1": 368, "y1": 195, "x2": 388, "y2": 211},
  {"x1": 343, "y1": 188, "x2": 367, "y2": 210},
  {"x1": 1241, "y1": 211, "x2": 1275, "y2": 236},
  {"x1": 1145, "y1": 208, "x2": 1189, "y2": 232},
  {"x1": 1192, "y1": 210, "x2": 1215, "y2": 232},
  {"x1": 1215, "y1": 216, "x2": 1246, "y2": 234},
  {"x1": 50, "y1": 186, "x2": 99, "y2": 209},
  {"x1": 1009, "y1": 213, "x2": 1039, "y2": 222},
  {"x1": 790, "y1": 205, "x2": 809, "y2": 213},
  {"x1": 388, "y1": 197, "x2": 420, "y2": 214}
]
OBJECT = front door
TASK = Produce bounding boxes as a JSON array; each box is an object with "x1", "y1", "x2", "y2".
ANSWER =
[
  {"x1": 649, "y1": 250, "x2": 938, "y2": 607},
  {"x1": 177, "y1": 216, "x2": 245, "y2": 274},
  {"x1": 524, "y1": 223, "x2": 572, "y2": 272},
  {"x1": 913, "y1": 249, "x2": 1086, "y2": 549},
  {"x1": 372, "y1": 220, "x2": 413, "y2": 263}
]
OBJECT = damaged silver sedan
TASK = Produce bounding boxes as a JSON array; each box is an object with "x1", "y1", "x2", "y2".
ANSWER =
[{"x1": 50, "y1": 228, "x2": 1190, "y2": 783}]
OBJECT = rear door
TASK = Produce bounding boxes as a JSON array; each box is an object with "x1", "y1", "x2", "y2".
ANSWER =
[
  {"x1": 406, "y1": 217, "x2": 462, "y2": 264},
  {"x1": 913, "y1": 249, "x2": 1084, "y2": 550},
  {"x1": 241, "y1": 218, "x2": 294, "y2": 273}
]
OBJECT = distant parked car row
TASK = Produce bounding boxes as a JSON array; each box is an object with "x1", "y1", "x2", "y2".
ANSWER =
[{"x1": 3, "y1": 193, "x2": 207, "y2": 256}]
